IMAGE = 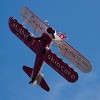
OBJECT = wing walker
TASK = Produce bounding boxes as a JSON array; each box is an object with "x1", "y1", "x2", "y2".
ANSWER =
[{"x1": 8, "y1": 7, "x2": 92, "y2": 92}]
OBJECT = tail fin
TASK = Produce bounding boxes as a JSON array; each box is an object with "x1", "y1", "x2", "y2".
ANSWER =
[{"x1": 23, "y1": 66, "x2": 50, "y2": 92}]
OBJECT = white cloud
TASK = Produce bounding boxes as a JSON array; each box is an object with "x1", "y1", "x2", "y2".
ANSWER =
[
  {"x1": 45, "y1": 69, "x2": 100, "y2": 100},
  {"x1": 71, "y1": 71, "x2": 100, "y2": 100},
  {"x1": 45, "y1": 80, "x2": 69, "y2": 100},
  {"x1": 72, "y1": 85, "x2": 100, "y2": 100}
]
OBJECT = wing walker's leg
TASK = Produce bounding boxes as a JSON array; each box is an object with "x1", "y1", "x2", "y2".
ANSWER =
[{"x1": 29, "y1": 80, "x2": 33, "y2": 84}]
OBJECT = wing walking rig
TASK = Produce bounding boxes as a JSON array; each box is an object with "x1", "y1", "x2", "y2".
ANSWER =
[{"x1": 8, "y1": 7, "x2": 92, "y2": 92}]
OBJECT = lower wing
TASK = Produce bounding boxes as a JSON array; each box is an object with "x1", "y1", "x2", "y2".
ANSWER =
[
  {"x1": 8, "y1": 17, "x2": 40, "y2": 54},
  {"x1": 44, "y1": 49, "x2": 78, "y2": 83}
]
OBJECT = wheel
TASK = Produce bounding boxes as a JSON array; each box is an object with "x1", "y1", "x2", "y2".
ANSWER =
[
  {"x1": 42, "y1": 48, "x2": 46, "y2": 55},
  {"x1": 27, "y1": 35, "x2": 32, "y2": 42}
]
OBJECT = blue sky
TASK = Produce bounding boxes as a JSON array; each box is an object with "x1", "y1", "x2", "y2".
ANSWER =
[{"x1": 0, "y1": 0, "x2": 100, "y2": 100}]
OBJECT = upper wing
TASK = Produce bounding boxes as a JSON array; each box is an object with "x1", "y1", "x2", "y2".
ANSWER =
[
  {"x1": 8, "y1": 17, "x2": 40, "y2": 54},
  {"x1": 20, "y1": 6, "x2": 48, "y2": 36},
  {"x1": 53, "y1": 35, "x2": 92, "y2": 73}
]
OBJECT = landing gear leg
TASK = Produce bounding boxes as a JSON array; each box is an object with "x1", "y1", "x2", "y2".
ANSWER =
[
  {"x1": 42, "y1": 48, "x2": 46, "y2": 55},
  {"x1": 29, "y1": 80, "x2": 33, "y2": 84}
]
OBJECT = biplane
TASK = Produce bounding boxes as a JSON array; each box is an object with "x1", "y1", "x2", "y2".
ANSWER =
[{"x1": 8, "y1": 7, "x2": 92, "y2": 92}]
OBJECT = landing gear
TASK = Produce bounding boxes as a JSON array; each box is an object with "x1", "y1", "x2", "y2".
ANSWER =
[
  {"x1": 29, "y1": 80, "x2": 33, "y2": 84},
  {"x1": 42, "y1": 48, "x2": 46, "y2": 55},
  {"x1": 27, "y1": 35, "x2": 32, "y2": 42}
]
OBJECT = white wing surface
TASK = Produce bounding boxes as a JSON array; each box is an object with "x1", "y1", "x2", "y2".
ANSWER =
[
  {"x1": 53, "y1": 35, "x2": 92, "y2": 73},
  {"x1": 20, "y1": 7, "x2": 48, "y2": 35}
]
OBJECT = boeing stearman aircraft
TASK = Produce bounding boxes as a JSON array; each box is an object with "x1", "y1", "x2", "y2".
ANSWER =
[{"x1": 8, "y1": 7, "x2": 92, "y2": 92}]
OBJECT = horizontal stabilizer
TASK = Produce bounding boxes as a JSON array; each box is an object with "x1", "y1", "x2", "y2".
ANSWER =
[
  {"x1": 44, "y1": 50, "x2": 78, "y2": 83},
  {"x1": 37, "y1": 73, "x2": 50, "y2": 92},
  {"x1": 23, "y1": 66, "x2": 32, "y2": 77},
  {"x1": 23, "y1": 66, "x2": 50, "y2": 92}
]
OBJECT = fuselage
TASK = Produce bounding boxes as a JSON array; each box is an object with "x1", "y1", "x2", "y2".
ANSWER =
[{"x1": 30, "y1": 33, "x2": 52, "y2": 83}]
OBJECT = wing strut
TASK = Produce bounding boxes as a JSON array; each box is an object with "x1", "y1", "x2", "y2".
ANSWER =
[
  {"x1": 61, "y1": 48, "x2": 67, "y2": 60},
  {"x1": 22, "y1": 15, "x2": 38, "y2": 35},
  {"x1": 22, "y1": 15, "x2": 31, "y2": 25}
]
